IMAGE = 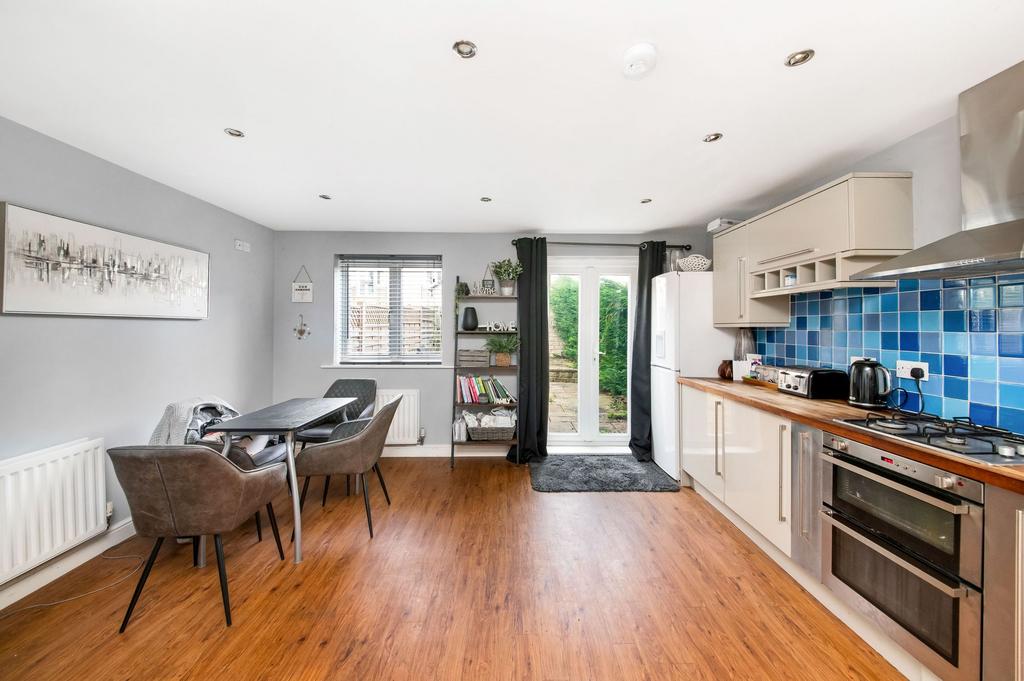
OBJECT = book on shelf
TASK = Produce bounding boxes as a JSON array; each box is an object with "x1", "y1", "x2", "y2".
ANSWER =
[{"x1": 455, "y1": 373, "x2": 517, "y2": 405}]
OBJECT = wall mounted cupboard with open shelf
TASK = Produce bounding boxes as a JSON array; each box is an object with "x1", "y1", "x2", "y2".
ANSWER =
[{"x1": 713, "y1": 172, "x2": 914, "y2": 327}]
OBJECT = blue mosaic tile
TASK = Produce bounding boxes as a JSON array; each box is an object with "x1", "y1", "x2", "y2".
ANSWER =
[
  {"x1": 899, "y1": 312, "x2": 919, "y2": 329},
  {"x1": 944, "y1": 333, "x2": 968, "y2": 355},
  {"x1": 971, "y1": 277, "x2": 997, "y2": 286},
  {"x1": 998, "y1": 356, "x2": 1024, "y2": 383},
  {"x1": 921, "y1": 353, "x2": 943, "y2": 376},
  {"x1": 943, "y1": 311, "x2": 966, "y2": 332},
  {"x1": 944, "y1": 279, "x2": 968, "y2": 288},
  {"x1": 942, "y1": 288, "x2": 967, "y2": 310},
  {"x1": 971, "y1": 333, "x2": 997, "y2": 356},
  {"x1": 971, "y1": 403, "x2": 998, "y2": 427},
  {"x1": 1000, "y1": 308, "x2": 1024, "y2": 332},
  {"x1": 899, "y1": 292, "x2": 918, "y2": 311},
  {"x1": 882, "y1": 332, "x2": 899, "y2": 350},
  {"x1": 899, "y1": 280, "x2": 919, "y2": 291},
  {"x1": 969, "y1": 309, "x2": 997, "y2": 333},
  {"x1": 943, "y1": 398, "x2": 970, "y2": 419},
  {"x1": 1000, "y1": 407, "x2": 1024, "y2": 433},
  {"x1": 1000, "y1": 334, "x2": 1024, "y2": 358},
  {"x1": 944, "y1": 376, "x2": 968, "y2": 399},
  {"x1": 864, "y1": 295, "x2": 880, "y2": 313},
  {"x1": 971, "y1": 380, "x2": 997, "y2": 405},
  {"x1": 944, "y1": 354, "x2": 969, "y2": 377},
  {"x1": 920, "y1": 290, "x2": 941, "y2": 310},
  {"x1": 881, "y1": 313, "x2": 899, "y2": 331},
  {"x1": 880, "y1": 293, "x2": 898, "y2": 312},
  {"x1": 899, "y1": 332, "x2": 919, "y2": 351},
  {"x1": 1000, "y1": 383, "x2": 1024, "y2": 409},
  {"x1": 970, "y1": 286, "x2": 996, "y2": 309},
  {"x1": 920, "y1": 332, "x2": 941, "y2": 353},
  {"x1": 920, "y1": 311, "x2": 941, "y2": 332},
  {"x1": 1001, "y1": 284, "x2": 1024, "y2": 307},
  {"x1": 971, "y1": 356, "x2": 997, "y2": 381}
]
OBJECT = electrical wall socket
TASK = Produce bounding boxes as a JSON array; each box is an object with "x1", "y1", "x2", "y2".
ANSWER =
[
  {"x1": 896, "y1": 360, "x2": 929, "y2": 381},
  {"x1": 234, "y1": 239, "x2": 251, "y2": 252}
]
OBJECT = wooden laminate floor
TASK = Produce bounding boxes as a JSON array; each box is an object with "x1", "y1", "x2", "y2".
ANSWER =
[{"x1": 0, "y1": 458, "x2": 900, "y2": 680}]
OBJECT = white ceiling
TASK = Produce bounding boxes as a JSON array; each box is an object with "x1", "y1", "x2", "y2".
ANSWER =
[{"x1": 1, "y1": 1, "x2": 1023, "y2": 234}]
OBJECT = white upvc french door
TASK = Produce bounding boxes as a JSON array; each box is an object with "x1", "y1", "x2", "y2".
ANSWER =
[{"x1": 547, "y1": 256, "x2": 637, "y2": 446}]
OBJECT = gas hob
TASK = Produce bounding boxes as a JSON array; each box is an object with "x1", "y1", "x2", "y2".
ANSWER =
[{"x1": 838, "y1": 410, "x2": 1024, "y2": 466}]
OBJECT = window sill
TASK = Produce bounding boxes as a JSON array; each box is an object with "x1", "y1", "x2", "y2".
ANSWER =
[{"x1": 320, "y1": 363, "x2": 453, "y2": 370}]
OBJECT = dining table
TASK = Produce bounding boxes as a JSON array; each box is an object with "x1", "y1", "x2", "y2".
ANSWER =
[{"x1": 203, "y1": 397, "x2": 355, "y2": 564}]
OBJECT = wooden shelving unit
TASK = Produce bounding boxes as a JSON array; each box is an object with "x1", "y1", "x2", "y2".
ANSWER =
[{"x1": 451, "y1": 276, "x2": 519, "y2": 468}]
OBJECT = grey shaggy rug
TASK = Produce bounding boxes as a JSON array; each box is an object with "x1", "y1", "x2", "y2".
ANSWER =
[{"x1": 529, "y1": 455, "x2": 680, "y2": 492}]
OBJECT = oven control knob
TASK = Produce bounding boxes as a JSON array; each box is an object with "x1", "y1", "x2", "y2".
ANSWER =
[
  {"x1": 935, "y1": 475, "x2": 955, "y2": 489},
  {"x1": 834, "y1": 440, "x2": 848, "y2": 452}
]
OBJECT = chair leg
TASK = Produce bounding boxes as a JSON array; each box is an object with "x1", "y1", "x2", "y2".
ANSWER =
[
  {"x1": 322, "y1": 476, "x2": 331, "y2": 507},
  {"x1": 254, "y1": 511, "x2": 262, "y2": 542},
  {"x1": 192, "y1": 536, "x2": 200, "y2": 567},
  {"x1": 119, "y1": 537, "x2": 163, "y2": 633},
  {"x1": 360, "y1": 473, "x2": 374, "y2": 538},
  {"x1": 213, "y1": 534, "x2": 231, "y2": 627},
  {"x1": 373, "y1": 462, "x2": 391, "y2": 506},
  {"x1": 266, "y1": 503, "x2": 285, "y2": 560},
  {"x1": 299, "y1": 476, "x2": 311, "y2": 511}
]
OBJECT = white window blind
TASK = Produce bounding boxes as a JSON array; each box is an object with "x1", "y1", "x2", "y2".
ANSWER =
[{"x1": 334, "y1": 254, "x2": 443, "y2": 363}]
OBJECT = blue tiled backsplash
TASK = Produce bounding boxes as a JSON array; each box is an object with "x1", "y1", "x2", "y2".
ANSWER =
[{"x1": 754, "y1": 275, "x2": 1024, "y2": 432}]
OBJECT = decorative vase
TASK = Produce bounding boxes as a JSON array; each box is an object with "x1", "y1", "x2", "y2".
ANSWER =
[
  {"x1": 461, "y1": 306, "x2": 479, "y2": 331},
  {"x1": 499, "y1": 280, "x2": 516, "y2": 296},
  {"x1": 717, "y1": 360, "x2": 733, "y2": 380},
  {"x1": 494, "y1": 352, "x2": 512, "y2": 367}
]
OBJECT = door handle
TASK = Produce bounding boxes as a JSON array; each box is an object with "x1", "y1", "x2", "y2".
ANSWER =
[
  {"x1": 737, "y1": 258, "x2": 745, "y2": 318},
  {"x1": 713, "y1": 401, "x2": 722, "y2": 476},
  {"x1": 820, "y1": 512, "x2": 968, "y2": 598},
  {"x1": 778, "y1": 424, "x2": 787, "y2": 522},
  {"x1": 756, "y1": 247, "x2": 816, "y2": 266},
  {"x1": 799, "y1": 432, "x2": 810, "y2": 538}
]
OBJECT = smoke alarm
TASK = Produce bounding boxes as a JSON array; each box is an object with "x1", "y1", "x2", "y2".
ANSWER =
[{"x1": 623, "y1": 43, "x2": 658, "y2": 80}]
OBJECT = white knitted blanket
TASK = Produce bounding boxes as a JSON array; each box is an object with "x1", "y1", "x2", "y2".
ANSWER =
[{"x1": 148, "y1": 395, "x2": 237, "y2": 446}]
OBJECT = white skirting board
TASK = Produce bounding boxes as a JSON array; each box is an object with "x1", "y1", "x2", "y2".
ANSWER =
[
  {"x1": 0, "y1": 517, "x2": 136, "y2": 611},
  {"x1": 690, "y1": 482, "x2": 941, "y2": 681}
]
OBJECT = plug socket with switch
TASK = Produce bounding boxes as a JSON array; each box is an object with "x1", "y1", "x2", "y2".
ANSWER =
[{"x1": 896, "y1": 360, "x2": 929, "y2": 381}]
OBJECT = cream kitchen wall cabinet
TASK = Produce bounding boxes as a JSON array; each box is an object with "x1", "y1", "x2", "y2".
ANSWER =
[{"x1": 712, "y1": 172, "x2": 913, "y2": 327}]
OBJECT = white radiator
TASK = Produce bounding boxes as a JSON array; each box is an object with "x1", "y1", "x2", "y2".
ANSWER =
[
  {"x1": 377, "y1": 390, "x2": 421, "y2": 445},
  {"x1": 0, "y1": 438, "x2": 107, "y2": 586}
]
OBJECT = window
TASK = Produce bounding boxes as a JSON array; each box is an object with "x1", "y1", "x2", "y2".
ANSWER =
[{"x1": 334, "y1": 255, "x2": 443, "y2": 363}]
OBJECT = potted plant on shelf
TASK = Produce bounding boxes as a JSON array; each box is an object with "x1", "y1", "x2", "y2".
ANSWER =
[
  {"x1": 490, "y1": 258, "x2": 523, "y2": 296},
  {"x1": 485, "y1": 334, "x2": 520, "y2": 367}
]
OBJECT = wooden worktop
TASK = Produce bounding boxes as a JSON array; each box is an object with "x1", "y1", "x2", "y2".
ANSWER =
[{"x1": 679, "y1": 376, "x2": 1024, "y2": 495}]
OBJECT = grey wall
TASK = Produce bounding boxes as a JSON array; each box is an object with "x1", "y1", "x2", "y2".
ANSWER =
[
  {"x1": 272, "y1": 227, "x2": 707, "y2": 445},
  {"x1": 732, "y1": 117, "x2": 963, "y2": 247},
  {"x1": 0, "y1": 116, "x2": 275, "y2": 524}
]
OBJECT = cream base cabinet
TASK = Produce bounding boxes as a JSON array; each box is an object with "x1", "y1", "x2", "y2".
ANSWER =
[
  {"x1": 680, "y1": 385, "x2": 724, "y2": 501},
  {"x1": 721, "y1": 400, "x2": 792, "y2": 556}
]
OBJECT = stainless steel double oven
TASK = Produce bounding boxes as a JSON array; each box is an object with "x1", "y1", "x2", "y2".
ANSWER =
[{"x1": 819, "y1": 432, "x2": 983, "y2": 681}]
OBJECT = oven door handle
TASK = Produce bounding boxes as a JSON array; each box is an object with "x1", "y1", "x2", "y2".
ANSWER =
[
  {"x1": 820, "y1": 511, "x2": 968, "y2": 599},
  {"x1": 819, "y1": 451, "x2": 969, "y2": 515}
]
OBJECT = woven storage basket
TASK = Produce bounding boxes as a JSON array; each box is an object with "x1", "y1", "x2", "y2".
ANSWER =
[{"x1": 468, "y1": 426, "x2": 516, "y2": 441}]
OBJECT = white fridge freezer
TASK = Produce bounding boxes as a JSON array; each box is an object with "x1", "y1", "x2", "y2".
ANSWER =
[{"x1": 650, "y1": 272, "x2": 736, "y2": 480}]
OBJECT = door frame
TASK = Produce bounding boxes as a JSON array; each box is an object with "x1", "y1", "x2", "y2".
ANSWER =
[{"x1": 547, "y1": 255, "x2": 638, "y2": 446}]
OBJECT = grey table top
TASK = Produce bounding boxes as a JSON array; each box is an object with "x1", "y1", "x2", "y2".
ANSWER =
[{"x1": 203, "y1": 397, "x2": 355, "y2": 434}]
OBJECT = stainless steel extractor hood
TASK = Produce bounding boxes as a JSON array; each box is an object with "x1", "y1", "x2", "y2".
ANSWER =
[{"x1": 854, "y1": 59, "x2": 1024, "y2": 280}]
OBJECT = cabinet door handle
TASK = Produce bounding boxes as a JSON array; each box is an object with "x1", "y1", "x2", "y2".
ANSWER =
[
  {"x1": 737, "y1": 258, "x2": 745, "y2": 318},
  {"x1": 778, "y1": 424, "x2": 787, "y2": 522},
  {"x1": 714, "y1": 401, "x2": 722, "y2": 476},
  {"x1": 799, "y1": 432, "x2": 810, "y2": 538},
  {"x1": 756, "y1": 247, "x2": 816, "y2": 266}
]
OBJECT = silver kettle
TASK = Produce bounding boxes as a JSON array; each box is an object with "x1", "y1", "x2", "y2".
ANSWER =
[{"x1": 848, "y1": 359, "x2": 892, "y2": 408}]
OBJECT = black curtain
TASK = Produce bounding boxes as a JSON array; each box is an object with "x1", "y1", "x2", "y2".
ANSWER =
[
  {"x1": 509, "y1": 237, "x2": 548, "y2": 463},
  {"x1": 629, "y1": 241, "x2": 667, "y2": 461}
]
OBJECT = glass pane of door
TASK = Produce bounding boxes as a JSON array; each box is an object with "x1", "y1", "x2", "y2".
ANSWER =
[
  {"x1": 548, "y1": 274, "x2": 580, "y2": 435},
  {"x1": 598, "y1": 275, "x2": 630, "y2": 434}
]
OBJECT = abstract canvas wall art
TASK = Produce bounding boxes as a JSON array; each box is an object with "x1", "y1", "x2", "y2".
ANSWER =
[{"x1": 1, "y1": 203, "x2": 209, "y2": 319}]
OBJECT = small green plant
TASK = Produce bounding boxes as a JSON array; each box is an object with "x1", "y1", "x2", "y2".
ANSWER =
[
  {"x1": 491, "y1": 258, "x2": 523, "y2": 282},
  {"x1": 484, "y1": 335, "x2": 520, "y2": 353}
]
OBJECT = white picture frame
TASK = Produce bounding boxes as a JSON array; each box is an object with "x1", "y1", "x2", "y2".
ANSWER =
[{"x1": 1, "y1": 203, "x2": 210, "y2": 319}]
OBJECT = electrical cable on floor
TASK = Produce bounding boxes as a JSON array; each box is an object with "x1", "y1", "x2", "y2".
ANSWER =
[{"x1": 0, "y1": 550, "x2": 145, "y2": 622}]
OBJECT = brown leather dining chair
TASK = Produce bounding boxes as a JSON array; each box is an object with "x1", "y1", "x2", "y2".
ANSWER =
[
  {"x1": 295, "y1": 396, "x2": 401, "y2": 538},
  {"x1": 108, "y1": 445, "x2": 286, "y2": 631}
]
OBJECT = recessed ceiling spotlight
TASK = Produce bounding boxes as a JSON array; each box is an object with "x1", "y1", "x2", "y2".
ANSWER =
[
  {"x1": 224, "y1": 128, "x2": 245, "y2": 138},
  {"x1": 785, "y1": 49, "x2": 815, "y2": 67},
  {"x1": 703, "y1": 133, "x2": 724, "y2": 143},
  {"x1": 318, "y1": 194, "x2": 332, "y2": 200},
  {"x1": 453, "y1": 40, "x2": 477, "y2": 58},
  {"x1": 623, "y1": 42, "x2": 658, "y2": 80},
  {"x1": 640, "y1": 198, "x2": 653, "y2": 204},
  {"x1": 480, "y1": 196, "x2": 492, "y2": 202}
]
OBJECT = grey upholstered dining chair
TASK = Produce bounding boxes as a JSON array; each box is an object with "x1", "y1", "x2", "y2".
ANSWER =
[
  {"x1": 108, "y1": 445, "x2": 286, "y2": 631},
  {"x1": 295, "y1": 378, "x2": 377, "y2": 505},
  {"x1": 295, "y1": 396, "x2": 401, "y2": 538}
]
